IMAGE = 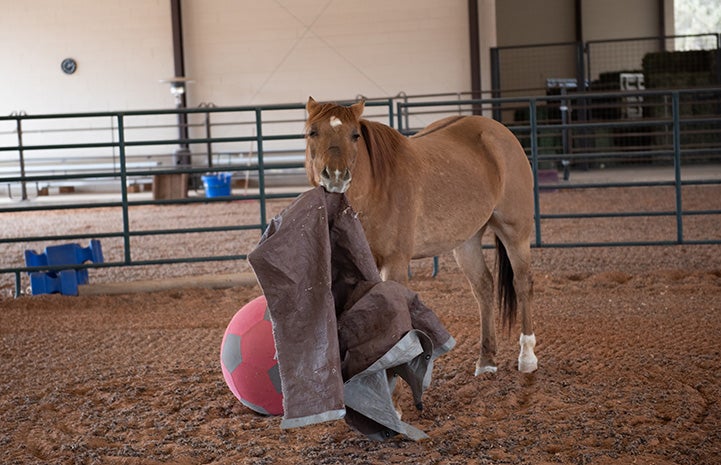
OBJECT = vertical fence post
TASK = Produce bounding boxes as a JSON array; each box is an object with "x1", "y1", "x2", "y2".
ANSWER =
[
  {"x1": 117, "y1": 113, "x2": 132, "y2": 263},
  {"x1": 395, "y1": 92, "x2": 409, "y2": 131},
  {"x1": 715, "y1": 33, "x2": 721, "y2": 86},
  {"x1": 110, "y1": 115, "x2": 118, "y2": 173},
  {"x1": 387, "y1": 98, "x2": 395, "y2": 129},
  {"x1": 15, "y1": 115, "x2": 28, "y2": 201},
  {"x1": 672, "y1": 91, "x2": 683, "y2": 244},
  {"x1": 490, "y1": 47, "x2": 501, "y2": 121},
  {"x1": 575, "y1": 41, "x2": 585, "y2": 91},
  {"x1": 14, "y1": 271, "x2": 22, "y2": 298},
  {"x1": 396, "y1": 100, "x2": 404, "y2": 133},
  {"x1": 255, "y1": 108, "x2": 267, "y2": 232},
  {"x1": 584, "y1": 42, "x2": 592, "y2": 88},
  {"x1": 574, "y1": 41, "x2": 590, "y2": 176},
  {"x1": 205, "y1": 110, "x2": 213, "y2": 168},
  {"x1": 529, "y1": 98, "x2": 542, "y2": 247}
]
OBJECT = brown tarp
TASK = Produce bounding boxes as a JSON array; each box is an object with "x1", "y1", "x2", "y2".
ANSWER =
[{"x1": 248, "y1": 186, "x2": 455, "y2": 440}]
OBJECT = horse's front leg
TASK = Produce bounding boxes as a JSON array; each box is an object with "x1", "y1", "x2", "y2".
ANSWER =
[
  {"x1": 378, "y1": 254, "x2": 415, "y2": 419},
  {"x1": 378, "y1": 255, "x2": 411, "y2": 284}
]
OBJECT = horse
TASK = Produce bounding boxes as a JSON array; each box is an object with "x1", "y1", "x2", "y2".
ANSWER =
[{"x1": 303, "y1": 97, "x2": 537, "y2": 375}]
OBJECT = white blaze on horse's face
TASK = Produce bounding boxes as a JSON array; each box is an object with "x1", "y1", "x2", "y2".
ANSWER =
[
  {"x1": 322, "y1": 116, "x2": 352, "y2": 192},
  {"x1": 304, "y1": 98, "x2": 365, "y2": 194}
]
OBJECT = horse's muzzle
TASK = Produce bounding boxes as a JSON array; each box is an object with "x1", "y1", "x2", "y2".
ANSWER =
[{"x1": 319, "y1": 166, "x2": 352, "y2": 193}]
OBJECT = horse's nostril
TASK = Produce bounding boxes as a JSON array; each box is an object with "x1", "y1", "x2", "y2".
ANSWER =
[
  {"x1": 321, "y1": 167, "x2": 330, "y2": 179},
  {"x1": 342, "y1": 169, "x2": 351, "y2": 181}
]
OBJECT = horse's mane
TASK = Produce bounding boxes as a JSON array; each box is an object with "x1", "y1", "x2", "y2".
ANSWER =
[{"x1": 359, "y1": 119, "x2": 409, "y2": 185}]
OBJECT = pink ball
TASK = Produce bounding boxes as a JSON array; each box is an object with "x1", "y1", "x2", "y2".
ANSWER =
[{"x1": 220, "y1": 295, "x2": 283, "y2": 415}]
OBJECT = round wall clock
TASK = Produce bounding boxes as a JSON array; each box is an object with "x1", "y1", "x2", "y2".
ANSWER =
[{"x1": 61, "y1": 58, "x2": 77, "y2": 74}]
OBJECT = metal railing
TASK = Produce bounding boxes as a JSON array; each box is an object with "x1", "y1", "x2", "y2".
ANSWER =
[
  {"x1": 0, "y1": 100, "x2": 394, "y2": 296},
  {"x1": 2, "y1": 91, "x2": 720, "y2": 297},
  {"x1": 396, "y1": 88, "x2": 721, "y2": 248}
]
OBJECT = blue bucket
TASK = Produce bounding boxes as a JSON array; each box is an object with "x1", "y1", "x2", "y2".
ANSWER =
[{"x1": 202, "y1": 172, "x2": 233, "y2": 197}]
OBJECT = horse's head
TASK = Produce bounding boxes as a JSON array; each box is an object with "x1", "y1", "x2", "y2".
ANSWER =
[{"x1": 304, "y1": 96, "x2": 365, "y2": 193}]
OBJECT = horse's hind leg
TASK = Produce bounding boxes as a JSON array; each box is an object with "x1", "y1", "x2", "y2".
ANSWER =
[
  {"x1": 453, "y1": 229, "x2": 498, "y2": 375},
  {"x1": 493, "y1": 225, "x2": 537, "y2": 373}
]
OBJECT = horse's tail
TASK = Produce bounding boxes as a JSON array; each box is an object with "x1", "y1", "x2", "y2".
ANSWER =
[{"x1": 496, "y1": 236, "x2": 517, "y2": 331}]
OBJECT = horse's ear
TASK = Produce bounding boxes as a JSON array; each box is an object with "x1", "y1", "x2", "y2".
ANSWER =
[
  {"x1": 307, "y1": 96, "x2": 319, "y2": 116},
  {"x1": 350, "y1": 99, "x2": 365, "y2": 120}
]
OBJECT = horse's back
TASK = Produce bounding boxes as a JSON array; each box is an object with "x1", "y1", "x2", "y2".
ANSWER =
[
  {"x1": 410, "y1": 115, "x2": 530, "y2": 189},
  {"x1": 444, "y1": 116, "x2": 534, "y2": 221},
  {"x1": 414, "y1": 115, "x2": 526, "y2": 160},
  {"x1": 406, "y1": 115, "x2": 533, "y2": 256}
]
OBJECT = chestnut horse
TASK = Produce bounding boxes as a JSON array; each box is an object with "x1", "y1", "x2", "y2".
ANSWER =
[{"x1": 304, "y1": 97, "x2": 537, "y2": 375}]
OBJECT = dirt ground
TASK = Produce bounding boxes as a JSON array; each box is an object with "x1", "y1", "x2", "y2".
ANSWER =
[{"x1": 1, "y1": 184, "x2": 721, "y2": 464}]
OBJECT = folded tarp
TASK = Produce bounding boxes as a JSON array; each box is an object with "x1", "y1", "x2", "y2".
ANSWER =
[{"x1": 248, "y1": 186, "x2": 455, "y2": 440}]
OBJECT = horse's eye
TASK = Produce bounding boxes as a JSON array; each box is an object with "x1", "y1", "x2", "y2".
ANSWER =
[
  {"x1": 308, "y1": 129, "x2": 318, "y2": 138},
  {"x1": 351, "y1": 132, "x2": 360, "y2": 142}
]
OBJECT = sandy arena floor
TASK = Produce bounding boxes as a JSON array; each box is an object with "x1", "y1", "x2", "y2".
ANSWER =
[{"x1": 1, "y1": 183, "x2": 720, "y2": 464}]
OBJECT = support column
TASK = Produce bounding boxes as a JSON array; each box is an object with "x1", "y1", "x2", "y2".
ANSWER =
[
  {"x1": 170, "y1": 0, "x2": 190, "y2": 166},
  {"x1": 468, "y1": 0, "x2": 482, "y2": 114},
  {"x1": 478, "y1": 0, "x2": 497, "y2": 118},
  {"x1": 154, "y1": 0, "x2": 191, "y2": 200}
]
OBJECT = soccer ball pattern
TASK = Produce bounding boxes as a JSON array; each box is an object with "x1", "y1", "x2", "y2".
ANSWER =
[{"x1": 220, "y1": 295, "x2": 283, "y2": 416}]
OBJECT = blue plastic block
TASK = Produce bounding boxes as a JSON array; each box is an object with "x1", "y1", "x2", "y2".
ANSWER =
[
  {"x1": 29, "y1": 270, "x2": 80, "y2": 296},
  {"x1": 24, "y1": 240, "x2": 101, "y2": 296},
  {"x1": 24, "y1": 249, "x2": 47, "y2": 268},
  {"x1": 75, "y1": 268, "x2": 90, "y2": 285},
  {"x1": 25, "y1": 239, "x2": 104, "y2": 268}
]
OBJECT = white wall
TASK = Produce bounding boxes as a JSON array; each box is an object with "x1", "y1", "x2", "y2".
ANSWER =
[
  {"x1": 0, "y1": 0, "x2": 473, "y2": 116},
  {"x1": 1, "y1": 0, "x2": 668, "y2": 115},
  {"x1": 0, "y1": 1, "x2": 478, "y2": 164},
  {"x1": 1, "y1": 0, "x2": 673, "y2": 150},
  {"x1": 0, "y1": 0, "x2": 174, "y2": 115},
  {"x1": 182, "y1": 0, "x2": 471, "y2": 107}
]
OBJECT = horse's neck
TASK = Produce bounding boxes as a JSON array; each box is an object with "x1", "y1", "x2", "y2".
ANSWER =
[
  {"x1": 347, "y1": 127, "x2": 413, "y2": 216},
  {"x1": 346, "y1": 141, "x2": 377, "y2": 212}
]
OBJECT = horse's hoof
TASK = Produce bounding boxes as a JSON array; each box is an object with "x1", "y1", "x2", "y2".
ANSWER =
[
  {"x1": 474, "y1": 363, "x2": 498, "y2": 376},
  {"x1": 518, "y1": 357, "x2": 538, "y2": 373}
]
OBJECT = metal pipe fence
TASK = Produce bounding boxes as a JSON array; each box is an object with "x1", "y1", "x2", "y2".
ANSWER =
[
  {"x1": 0, "y1": 100, "x2": 394, "y2": 296},
  {"x1": 2, "y1": 91, "x2": 720, "y2": 297},
  {"x1": 491, "y1": 33, "x2": 721, "y2": 99},
  {"x1": 396, "y1": 88, "x2": 721, "y2": 249}
]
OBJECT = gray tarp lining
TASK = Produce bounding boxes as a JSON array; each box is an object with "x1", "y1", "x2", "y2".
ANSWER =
[{"x1": 249, "y1": 186, "x2": 455, "y2": 440}]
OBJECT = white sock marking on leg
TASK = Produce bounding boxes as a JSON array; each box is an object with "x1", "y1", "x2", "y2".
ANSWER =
[{"x1": 519, "y1": 333, "x2": 538, "y2": 373}]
